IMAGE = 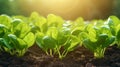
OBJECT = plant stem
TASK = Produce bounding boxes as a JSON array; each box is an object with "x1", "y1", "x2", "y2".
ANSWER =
[{"x1": 94, "y1": 48, "x2": 105, "y2": 58}]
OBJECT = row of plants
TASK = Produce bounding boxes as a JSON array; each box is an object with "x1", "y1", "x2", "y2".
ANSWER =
[{"x1": 0, "y1": 12, "x2": 120, "y2": 59}]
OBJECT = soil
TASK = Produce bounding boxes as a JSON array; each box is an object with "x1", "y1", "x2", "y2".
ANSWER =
[{"x1": 0, "y1": 45, "x2": 120, "y2": 67}]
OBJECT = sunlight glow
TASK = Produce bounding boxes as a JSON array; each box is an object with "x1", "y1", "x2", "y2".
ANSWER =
[{"x1": 20, "y1": 0, "x2": 113, "y2": 20}]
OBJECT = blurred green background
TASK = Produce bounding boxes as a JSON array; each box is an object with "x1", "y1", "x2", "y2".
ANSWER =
[{"x1": 0, "y1": 0, "x2": 119, "y2": 20}]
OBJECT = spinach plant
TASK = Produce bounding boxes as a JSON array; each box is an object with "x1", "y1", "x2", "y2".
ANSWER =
[
  {"x1": 0, "y1": 15, "x2": 11, "y2": 51},
  {"x1": 105, "y1": 16, "x2": 120, "y2": 48},
  {"x1": 34, "y1": 14, "x2": 81, "y2": 59},
  {"x1": 36, "y1": 26, "x2": 80, "y2": 59},
  {"x1": 80, "y1": 24, "x2": 115, "y2": 58},
  {"x1": 0, "y1": 15, "x2": 35, "y2": 56}
]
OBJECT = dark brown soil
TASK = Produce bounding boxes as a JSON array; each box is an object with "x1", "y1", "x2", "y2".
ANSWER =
[{"x1": 0, "y1": 45, "x2": 120, "y2": 67}]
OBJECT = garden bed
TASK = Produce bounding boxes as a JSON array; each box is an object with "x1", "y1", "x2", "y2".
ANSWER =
[{"x1": 0, "y1": 45, "x2": 120, "y2": 67}]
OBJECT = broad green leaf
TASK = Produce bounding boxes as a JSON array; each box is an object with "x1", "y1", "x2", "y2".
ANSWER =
[
  {"x1": 109, "y1": 16, "x2": 120, "y2": 26},
  {"x1": 96, "y1": 34, "x2": 108, "y2": 46},
  {"x1": 0, "y1": 15, "x2": 11, "y2": 28},
  {"x1": 67, "y1": 36, "x2": 80, "y2": 51},
  {"x1": 103, "y1": 36, "x2": 115, "y2": 47},
  {"x1": 79, "y1": 32, "x2": 88, "y2": 41},
  {"x1": 41, "y1": 22, "x2": 48, "y2": 33},
  {"x1": 116, "y1": 24, "x2": 120, "y2": 33},
  {"x1": 0, "y1": 24, "x2": 7, "y2": 37},
  {"x1": 17, "y1": 38, "x2": 27, "y2": 49},
  {"x1": 14, "y1": 22, "x2": 31, "y2": 38},
  {"x1": 29, "y1": 12, "x2": 41, "y2": 23},
  {"x1": 74, "y1": 17, "x2": 84, "y2": 26},
  {"x1": 23, "y1": 32, "x2": 35, "y2": 48},
  {"x1": 100, "y1": 25, "x2": 111, "y2": 35},
  {"x1": 12, "y1": 19, "x2": 22, "y2": 27},
  {"x1": 86, "y1": 24, "x2": 97, "y2": 42},
  {"x1": 2, "y1": 38, "x2": 12, "y2": 49},
  {"x1": 116, "y1": 30, "x2": 120, "y2": 43},
  {"x1": 83, "y1": 39, "x2": 96, "y2": 52},
  {"x1": 47, "y1": 14, "x2": 64, "y2": 27},
  {"x1": 8, "y1": 34, "x2": 18, "y2": 48},
  {"x1": 72, "y1": 27, "x2": 84, "y2": 36},
  {"x1": 0, "y1": 38, "x2": 12, "y2": 49},
  {"x1": 8, "y1": 34, "x2": 27, "y2": 49},
  {"x1": 36, "y1": 32, "x2": 45, "y2": 49},
  {"x1": 57, "y1": 27, "x2": 71, "y2": 45},
  {"x1": 42, "y1": 36, "x2": 56, "y2": 49},
  {"x1": 46, "y1": 27, "x2": 58, "y2": 39}
]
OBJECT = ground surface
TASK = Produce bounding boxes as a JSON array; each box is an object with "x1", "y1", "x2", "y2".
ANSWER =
[{"x1": 0, "y1": 45, "x2": 120, "y2": 67}]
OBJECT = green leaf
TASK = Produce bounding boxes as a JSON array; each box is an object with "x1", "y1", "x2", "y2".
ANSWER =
[
  {"x1": 0, "y1": 24, "x2": 7, "y2": 37},
  {"x1": 83, "y1": 39, "x2": 96, "y2": 52},
  {"x1": 23, "y1": 32, "x2": 35, "y2": 48},
  {"x1": 103, "y1": 36, "x2": 115, "y2": 47},
  {"x1": 46, "y1": 27, "x2": 58, "y2": 39},
  {"x1": 0, "y1": 38, "x2": 12, "y2": 49},
  {"x1": 12, "y1": 19, "x2": 22, "y2": 27},
  {"x1": 0, "y1": 15, "x2": 11, "y2": 28},
  {"x1": 36, "y1": 32, "x2": 45, "y2": 49},
  {"x1": 42, "y1": 36, "x2": 56, "y2": 49},
  {"x1": 8, "y1": 34, "x2": 18, "y2": 48},
  {"x1": 17, "y1": 38, "x2": 27, "y2": 49},
  {"x1": 79, "y1": 32, "x2": 88, "y2": 41},
  {"x1": 67, "y1": 35, "x2": 80, "y2": 51},
  {"x1": 100, "y1": 25, "x2": 111, "y2": 35},
  {"x1": 72, "y1": 27, "x2": 84, "y2": 36},
  {"x1": 14, "y1": 22, "x2": 31, "y2": 38},
  {"x1": 86, "y1": 24, "x2": 97, "y2": 42},
  {"x1": 116, "y1": 30, "x2": 120, "y2": 43},
  {"x1": 41, "y1": 22, "x2": 48, "y2": 33},
  {"x1": 47, "y1": 14, "x2": 64, "y2": 27},
  {"x1": 74, "y1": 17, "x2": 84, "y2": 26},
  {"x1": 109, "y1": 16, "x2": 120, "y2": 26},
  {"x1": 8, "y1": 34, "x2": 27, "y2": 50},
  {"x1": 57, "y1": 27, "x2": 71, "y2": 45},
  {"x1": 3, "y1": 38, "x2": 12, "y2": 49},
  {"x1": 29, "y1": 12, "x2": 42, "y2": 23},
  {"x1": 97, "y1": 34, "x2": 108, "y2": 45}
]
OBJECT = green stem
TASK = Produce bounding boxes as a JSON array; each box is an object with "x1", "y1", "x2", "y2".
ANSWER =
[
  {"x1": 61, "y1": 50, "x2": 68, "y2": 59},
  {"x1": 46, "y1": 50, "x2": 49, "y2": 55},
  {"x1": 50, "y1": 49, "x2": 53, "y2": 57},
  {"x1": 56, "y1": 47, "x2": 62, "y2": 59},
  {"x1": 94, "y1": 48, "x2": 105, "y2": 58}
]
